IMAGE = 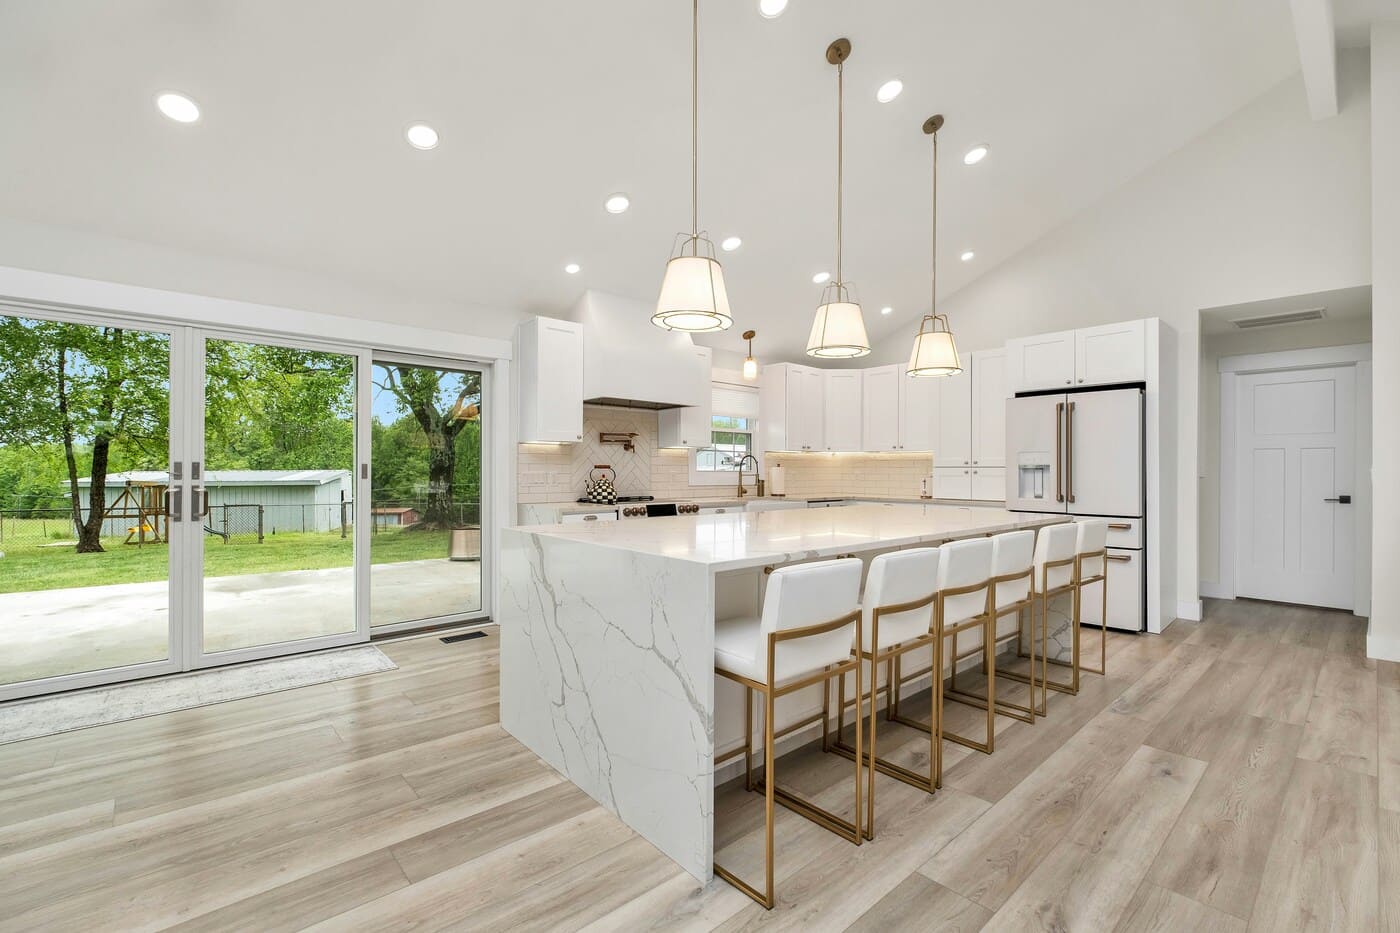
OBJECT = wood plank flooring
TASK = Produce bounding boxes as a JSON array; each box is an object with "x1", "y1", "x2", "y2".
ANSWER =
[{"x1": 0, "y1": 598, "x2": 1385, "y2": 931}]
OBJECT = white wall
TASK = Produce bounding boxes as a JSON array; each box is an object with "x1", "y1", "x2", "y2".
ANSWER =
[
  {"x1": 1197, "y1": 317, "x2": 1372, "y2": 587},
  {"x1": 1370, "y1": 27, "x2": 1400, "y2": 658},
  {"x1": 0, "y1": 214, "x2": 529, "y2": 340},
  {"x1": 868, "y1": 54, "x2": 1373, "y2": 622}
]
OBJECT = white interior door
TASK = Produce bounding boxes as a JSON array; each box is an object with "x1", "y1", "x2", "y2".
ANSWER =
[{"x1": 1235, "y1": 366, "x2": 1355, "y2": 610}]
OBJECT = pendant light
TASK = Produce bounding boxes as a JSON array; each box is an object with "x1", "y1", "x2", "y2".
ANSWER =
[
  {"x1": 741, "y1": 330, "x2": 758, "y2": 380},
  {"x1": 653, "y1": 0, "x2": 733, "y2": 333},
  {"x1": 806, "y1": 38, "x2": 871, "y2": 359},
  {"x1": 907, "y1": 114, "x2": 963, "y2": 377}
]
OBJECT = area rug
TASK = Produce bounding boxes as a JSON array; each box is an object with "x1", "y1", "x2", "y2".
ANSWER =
[{"x1": 0, "y1": 645, "x2": 397, "y2": 744}]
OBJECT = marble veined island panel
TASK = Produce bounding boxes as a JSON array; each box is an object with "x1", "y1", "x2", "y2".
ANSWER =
[{"x1": 498, "y1": 504, "x2": 1069, "y2": 883}]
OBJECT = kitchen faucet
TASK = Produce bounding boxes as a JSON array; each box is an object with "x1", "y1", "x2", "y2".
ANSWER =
[{"x1": 736, "y1": 454, "x2": 762, "y2": 498}]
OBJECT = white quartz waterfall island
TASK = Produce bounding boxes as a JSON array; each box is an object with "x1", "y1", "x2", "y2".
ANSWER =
[{"x1": 498, "y1": 504, "x2": 1066, "y2": 882}]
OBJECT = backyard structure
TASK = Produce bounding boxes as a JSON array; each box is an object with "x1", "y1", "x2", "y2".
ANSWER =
[{"x1": 75, "y1": 469, "x2": 353, "y2": 537}]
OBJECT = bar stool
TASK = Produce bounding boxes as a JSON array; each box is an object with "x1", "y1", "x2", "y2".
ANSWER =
[
  {"x1": 713, "y1": 558, "x2": 864, "y2": 910},
  {"x1": 945, "y1": 529, "x2": 1037, "y2": 726},
  {"x1": 1075, "y1": 519, "x2": 1110, "y2": 676},
  {"x1": 885, "y1": 537, "x2": 995, "y2": 787},
  {"x1": 826, "y1": 547, "x2": 939, "y2": 836},
  {"x1": 1028, "y1": 522, "x2": 1082, "y2": 712}
]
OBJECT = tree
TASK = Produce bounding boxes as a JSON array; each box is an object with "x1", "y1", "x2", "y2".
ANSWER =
[
  {"x1": 0, "y1": 317, "x2": 169, "y2": 552},
  {"x1": 371, "y1": 365, "x2": 481, "y2": 529}
]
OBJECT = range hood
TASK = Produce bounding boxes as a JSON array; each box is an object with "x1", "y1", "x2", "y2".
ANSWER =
[{"x1": 570, "y1": 290, "x2": 708, "y2": 410}]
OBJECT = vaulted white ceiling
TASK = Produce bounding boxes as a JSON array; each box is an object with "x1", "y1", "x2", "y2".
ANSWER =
[{"x1": 0, "y1": 1, "x2": 1307, "y2": 359}]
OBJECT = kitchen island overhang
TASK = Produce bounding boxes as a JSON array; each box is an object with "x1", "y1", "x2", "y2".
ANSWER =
[{"x1": 498, "y1": 504, "x2": 1069, "y2": 883}]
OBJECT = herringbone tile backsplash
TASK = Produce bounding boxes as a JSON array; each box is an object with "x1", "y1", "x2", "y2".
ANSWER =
[{"x1": 517, "y1": 405, "x2": 933, "y2": 504}]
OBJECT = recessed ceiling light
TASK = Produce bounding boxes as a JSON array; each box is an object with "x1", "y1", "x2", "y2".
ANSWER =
[
  {"x1": 604, "y1": 193, "x2": 630, "y2": 214},
  {"x1": 881, "y1": 306, "x2": 893, "y2": 315},
  {"x1": 875, "y1": 80, "x2": 904, "y2": 104},
  {"x1": 155, "y1": 92, "x2": 200, "y2": 124},
  {"x1": 812, "y1": 271, "x2": 831, "y2": 284},
  {"x1": 960, "y1": 250, "x2": 975, "y2": 262},
  {"x1": 405, "y1": 124, "x2": 439, "y2": 150},
  {"x1": 564, "y1": 263, "x2": 581, "y2": 275},
  {"x1": 758, "y1": 0, "x2": 788, "y2": 18},
  {"x1": 721, "y1": 236, "x2": 742, "y2": 251},
  {"x1": 963, "y1": 144, "x2": 989, "y2": 165}
]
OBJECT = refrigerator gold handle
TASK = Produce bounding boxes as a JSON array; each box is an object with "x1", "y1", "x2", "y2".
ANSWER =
[
  {"x1": 1066, "y1": 401, "x2": 1076, "y2": 505},
  {"x1": 1055, "y1": 401, "x2": 1065, "y2": 503}
]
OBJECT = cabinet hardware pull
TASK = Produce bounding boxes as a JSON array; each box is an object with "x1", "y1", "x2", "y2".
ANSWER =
[
  {"x1": 1107, "y1": 554, "x2": 1131, "y2": 562},
  {"x1": 1108, "y1": 522, "x2": 1131, "y2": 530}
]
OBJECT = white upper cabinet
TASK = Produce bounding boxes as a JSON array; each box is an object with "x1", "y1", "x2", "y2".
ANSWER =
[
  {"x1": 900, "y1": 370, "x2": 938, "y2": 451},
  {"x1": 1005, "y1": 330, "x2": 1076, "y2": 392},
  {"x1": 861, "y1": 365, "x2": 901, "y2": 451},
  {"x1": 759, "y1": 362, "x2": 826, "y2": 452},
  {"x1": 517, "y1": 316, "x2": 584, "y2": 443},
  {"x1": 657, "y1": 345, "x2": 713, "y2": 448},
  {"x1": 1007, "y1": 320, "x2": 1148, "y2": 392},
  {"x1": 823, "y1": 370, "x2": 862, "y2": 452},
  {"x1": 1074, "y1": 320, "x2": 1147, "y2": 386},
  {"x1": 935, "y1": 369, "x2": 973, "y2": 466},
  {"x1": 970, "y1": 349, "x2": 1006, "y2": 467}
]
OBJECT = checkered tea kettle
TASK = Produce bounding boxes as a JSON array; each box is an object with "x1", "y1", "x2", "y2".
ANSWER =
[{"x1": 585, "y1": 465, "x2": 617, "y2": 504}]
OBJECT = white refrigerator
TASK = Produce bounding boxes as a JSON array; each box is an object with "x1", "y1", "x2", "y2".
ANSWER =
[{"x1": 1005, "y1": 387, "x2": 1146, "y2": 631}]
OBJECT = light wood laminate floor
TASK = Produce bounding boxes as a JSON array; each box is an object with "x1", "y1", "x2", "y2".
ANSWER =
[{"x1": 0, "y1": 599, "x2": 1388, "y2": 931}]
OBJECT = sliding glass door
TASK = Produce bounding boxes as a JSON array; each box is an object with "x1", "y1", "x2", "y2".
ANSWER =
[
  {"x1": 369, "y1": 356, "x2": 487, "y2": 630},
  {"x1": 193, "y1": 335, "x2": 365, "y2": 663},
  {"x1": 0, "y1": 309, "x2": 182, "y2": 698},
  {"x1": 0, "y1": 308, "x2": 491, "y2": 700}
]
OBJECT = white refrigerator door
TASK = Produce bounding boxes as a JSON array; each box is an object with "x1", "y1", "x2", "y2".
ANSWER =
[
  {"x1": 1005, "y1": 394, "x2": 1067, "y2": 513},
  {"x1": 1066, "y1": 388, "x2": 1143, "y2": 517}
]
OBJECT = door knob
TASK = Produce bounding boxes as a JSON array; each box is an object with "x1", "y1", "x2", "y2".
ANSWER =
[{"x1": 1324, "y1": 495, "x2": 1353, "y2": 504}]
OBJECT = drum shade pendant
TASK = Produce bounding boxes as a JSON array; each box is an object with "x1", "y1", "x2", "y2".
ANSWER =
[
  {"x1": 907, "y1": 114, "x2": 963, "y2": 377},
  {"x1": 653, "y1": 0, "x2": 733, "y2": 333},
  {"x1": 806, "y1": 38, "x2": 870, "y2": 359}
]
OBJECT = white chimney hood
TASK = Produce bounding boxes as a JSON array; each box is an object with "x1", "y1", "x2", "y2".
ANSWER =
[{"x1": 570, "y1": 290, "x2": 708, "y2": 409}]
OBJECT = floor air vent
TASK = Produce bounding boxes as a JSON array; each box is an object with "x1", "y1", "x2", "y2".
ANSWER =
[
  {"x1": 1230, "y1": 307, "x2": 1325, "y2": 329},
  {"x1": 441, "y1": 630, "x2": 489, "y2": 644}
]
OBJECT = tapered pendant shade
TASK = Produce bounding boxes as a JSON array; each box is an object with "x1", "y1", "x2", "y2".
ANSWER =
[
  {"x1": 907, "y1": 315, "x2": 962, "y2": 376},
  {"x1": 806, "y1": 299, "x2": 870, "y2": 358},
  {"x1": 653, "y1": 254, "x2": 733, "y2": 332}
]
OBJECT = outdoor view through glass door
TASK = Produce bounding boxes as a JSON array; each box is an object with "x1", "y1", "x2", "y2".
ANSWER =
[
  {"x1": 0, "y1": 312, "x2": 176, "y2": 693},
  {"x1": 199, "y1": 337, "x2": 359, "y2": 656},
  {"x1": 370, "y1": 359, "x2": 484, "y2": 628}
]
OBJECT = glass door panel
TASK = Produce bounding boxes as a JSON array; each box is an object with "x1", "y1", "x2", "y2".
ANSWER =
[
  {"x1": 369, "y1": 360, "x2": 484, "y2": 628},
  {"x1": 198, "y1": 337, "x2": 359, "y2": 655},
  {"x1": 0, "y1": 312, "x2": 176, "y2": 693}
]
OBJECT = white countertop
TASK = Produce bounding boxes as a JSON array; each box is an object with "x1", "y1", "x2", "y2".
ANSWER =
[
  {"x1": 526, "y1": 494, "x2": 1003, "y2": 517},
  {"x1": 506, "y1": 502, "x2": 1062, "y2": 572}
]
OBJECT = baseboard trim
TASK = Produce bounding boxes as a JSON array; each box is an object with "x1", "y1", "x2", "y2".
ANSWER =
[
  {"x1": 1367, "y1": 624, "x2": 1400, "y2": 662},
  {"x1": 1176, "y1": 599, "x2": 1203, "y2": 622}
]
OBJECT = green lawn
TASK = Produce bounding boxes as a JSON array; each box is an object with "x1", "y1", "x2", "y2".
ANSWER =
[{"x1": 0, "y1": 523, "x2": 453, "y2": 594}]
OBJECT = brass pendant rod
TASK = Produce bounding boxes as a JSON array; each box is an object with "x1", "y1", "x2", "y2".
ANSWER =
[
  {"x1": 691, "y1": 0, "x2": 699, "y2": 243},
  {"x1": 930, "y1": 126, "x2": 936, "y2": 313},
  {"x1": 836, "y1": 59, "x2": 843, "y2": 286}
]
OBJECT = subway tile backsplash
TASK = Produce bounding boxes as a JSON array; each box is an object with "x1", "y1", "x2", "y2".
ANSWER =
[{"x1": 517, "y1": 405, "x2": 934, "y2": 503}]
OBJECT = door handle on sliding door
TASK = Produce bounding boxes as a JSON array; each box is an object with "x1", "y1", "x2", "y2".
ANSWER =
[
  {"x1": 190, "y1": 488, "x2": 210, "y2": 522},
  {"x1": 165, "y1": 488, "x2": 183, "y2": 522},
  {"x1": 1055, "y1": 402, "x2": 1065, "y2": 503},
  {"x1": 1066, "y1": 401, "x2": 1076, "y2": 505}
]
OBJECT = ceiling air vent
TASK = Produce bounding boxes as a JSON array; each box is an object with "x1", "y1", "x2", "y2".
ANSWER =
[{"x1": 1230, "y1": 307, "x2": 1326, "y2": 329}]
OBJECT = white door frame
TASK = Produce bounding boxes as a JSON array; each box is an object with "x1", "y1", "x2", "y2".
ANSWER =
[{"x1": 1217, "y1": 342, "x2": 1372, "y2": 616}]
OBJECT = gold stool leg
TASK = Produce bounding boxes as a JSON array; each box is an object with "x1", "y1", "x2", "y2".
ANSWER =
[
  {"x1": 763, "y1": 689, "x2": 775, "y2": 908},
  {"x1": 984, "y1": 614, "x2": 996, "y2": 752}
]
